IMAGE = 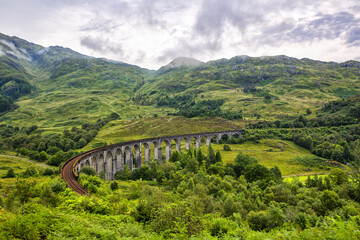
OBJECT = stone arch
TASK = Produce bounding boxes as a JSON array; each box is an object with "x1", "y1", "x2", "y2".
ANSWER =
[
  {"x1": 98, "y1": 153, "x2": 105, "y2": 174},
  {"x1": 231, "y1": 132, "x2": 241, "y2": 142},
  {"x1": 151, "y1": 141, "x2": 161, "y2": 163},
  {"x1": 210, "y1": 135, "x2": 218, "y2": 144},
  {"x1": 115, "y1": 148, "x2": 123, "y2": 171},
  {"x1": 190, "y1": 136, "x2": 201, "y2": 149},
  {"x1": 232, "y1": 132, "x2": 240, "y2": 138},
  {"x1": 143, "y1": 142, "x2": 151, "y2": 163},
  {"x1": 80, "y1": 162, "x2": 84, "y2": 170},
  {"x1": 182, "y1": 137, "x2": 191, "y2": 150},
  {"x1": 200, "y1": 135, "x2": 207, "y2": 146},
  {"x1": 218, "y1": 133, "x2": 230, "y2": 143},
  {"x1": 171, "y1": 138, "x2": 181, "y2": 153},
  {"x1": 90, "y1": 156, "x2": 96, "y2": 171},
  {"x1": 105, "y1": 151, "x2": 113, "y2": 180},
  {"x1": 204, "y1": 135, "x2": 212, "y2": 145},
  {"x1": 124, "y1": 145, "x2": 133, "y2": 170},
  {"x1": 179, "y1": 137, "x2": 187, "y2": 152},
  {"x1": 162, "y1": 139, "x2": 171, "y2": 160},
  {"x1": 85, "y1": 159, "x2": 90, "y2": 166},
  {"x1": 134, "y1": 144, "x2": 141, "y2": 168}
]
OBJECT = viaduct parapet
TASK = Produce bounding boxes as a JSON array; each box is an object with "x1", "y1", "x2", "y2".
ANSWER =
[{"x1": 74, "y1": 130, "x2": 241, "y2": 180}]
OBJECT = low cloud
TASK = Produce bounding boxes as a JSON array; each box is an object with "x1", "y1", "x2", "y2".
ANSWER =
[
  {"x1": 80, "y1": 36, "x2": 124, "y2": 56},
  {"x1": 2, "y1": 0, "x2": 360, "y2": 69},
  {"x1": 286, "y1": 12, "x2": 359, "y2": 43},
  {"x1": 346, "y1": 27, "x2": 360, "y2": 46}
]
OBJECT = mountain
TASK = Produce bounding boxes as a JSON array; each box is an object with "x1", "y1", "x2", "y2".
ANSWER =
[
  {"x1": 0, "y1": 33, "x2": 152, "y2": 127},
  {"x1": 0, "y1": 32, "x2": 360, "y2": 131},
  {"x1": 158, "y1": 57, "x2": 204, "y2": 73},
  {"x1": 135, "y1": 55, "x2": 360, "y2": 120}
]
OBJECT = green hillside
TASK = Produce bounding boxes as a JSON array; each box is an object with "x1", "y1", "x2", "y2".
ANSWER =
[
  {"x1": 1, "y1": 33, "x2": 360, "y2": 240},
  {"x1": 1, "y1": 32, "x2": 360, "y2": 131},
  {"x1": 0, "y1": 33, "x2": 154, "y2": 129},
  {"x1": 135, "y1": 55, "x2": 360, "y2": 120}
]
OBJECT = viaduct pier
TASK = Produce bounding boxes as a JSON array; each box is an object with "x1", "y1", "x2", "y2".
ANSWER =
[{"x1": 61, "y1": 130, "x2": 241, "y2": 194}]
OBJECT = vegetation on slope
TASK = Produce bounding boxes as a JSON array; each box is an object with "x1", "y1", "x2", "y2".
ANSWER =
[
  {"x1": 0, "y1": 113, "x2": 119, "y2": 167},
  {"x1": 1, "y1": 32, "x2": 360, "y2": 239},
  {"x1": 1, "y1": 148, "x2": 360, "y2": 239}
]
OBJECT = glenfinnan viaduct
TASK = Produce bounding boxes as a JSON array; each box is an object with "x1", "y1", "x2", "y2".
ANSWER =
[{"x1": 74, "y1": 131, "x2": 241, "y2": 180}]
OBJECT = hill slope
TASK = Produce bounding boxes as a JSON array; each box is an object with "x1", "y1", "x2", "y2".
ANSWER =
[
  {"x1": 0, "y1": 33, "x2": 153, "y2": 129},
  {"x1": 1, "y1": 32, "x2": 360, "y2": 130},
  {"x1": 135, "y1": 55, "x2": 360, "y2": 120}
]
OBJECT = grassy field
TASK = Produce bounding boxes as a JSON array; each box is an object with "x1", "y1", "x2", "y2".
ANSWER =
[
  {"x1": 0, "y1": 155, "x2": 52, "y2": 188},
  {"x1": 283, "y1": 174, "x2": 329, "y2": 183},
  {"x1": 89, "y1": 133, "x2": 333, "y2": 176},
  {"x1": 199, "y1": 139, "x2": 330, "y2": 176},
  {"x1": 0, "y1": 155, "x2": 44, "y2": 177},
  {"x1": 83, "y1": 116, "x2": 247, "y2": 150},
  {"x1": 1, "y1": 89, "x2": 175, "y2": 133}
]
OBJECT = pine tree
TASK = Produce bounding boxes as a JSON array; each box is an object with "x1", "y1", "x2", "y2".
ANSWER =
[
  {"x1": 207, "y1": 144, "x2": 216, "y2": 166},
  {"x1": 215, "y1": 151, "x2": 222, "y2": 163}
]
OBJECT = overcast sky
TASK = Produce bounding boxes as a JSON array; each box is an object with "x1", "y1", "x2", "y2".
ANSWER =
[{"x1": 0, "y1": 0, "x2": 360, "y2": 69}]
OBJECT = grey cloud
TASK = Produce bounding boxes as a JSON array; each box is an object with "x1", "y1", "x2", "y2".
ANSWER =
[
  {"x1": 194, "y1": 0, "x2": 263, "y2": 37},
  {"x1": 80, "y1": 19, "x2": 122, "y2": 34},
  {"x1": 282, "y1": 11, "x2": 360, "y2": 49},
  {"x1": 80, "y1": 36, "x2": 124, "y2": 56},
  {"x1": 287, "y1": 12, "x2": 358, "y2": 42},
  {"x1": 157, "y1": 40, "x2": 220, "y2": 64},
  {"x1": 346, "y1": 27, "x2": 360, "y2": 46}
]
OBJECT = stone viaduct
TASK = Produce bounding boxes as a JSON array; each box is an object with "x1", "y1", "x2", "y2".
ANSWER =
[{"x1": 74, "y1": 130, "x2": 241, "y2": 180}]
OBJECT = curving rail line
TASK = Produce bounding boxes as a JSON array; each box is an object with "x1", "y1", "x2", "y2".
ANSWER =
[
  {"x1": 61, "y1": 153, "x2": 89, "y2": 195},
  {"x1": 61, "y1": 130, "x2": 242, "y2": 195},
  {"x1": 61, "y1": 145, "x2": 121, "y2": 195}
]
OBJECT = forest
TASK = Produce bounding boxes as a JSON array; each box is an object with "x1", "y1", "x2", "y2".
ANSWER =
[
  {"x1": 0, "y1": 105, "x2": 360, "y2": 238},
  {"x1": 1, "y1": 32, "x2": 360, "y2": 239}
]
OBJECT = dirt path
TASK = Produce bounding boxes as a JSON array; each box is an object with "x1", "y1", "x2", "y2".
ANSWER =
[{"x1": 0, "y1": 154, "x2": 55, "y2": 169}]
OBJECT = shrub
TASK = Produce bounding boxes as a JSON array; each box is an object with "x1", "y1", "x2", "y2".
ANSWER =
[
  {"x1": 50, "y1": 179, "x2": 67, "y2": 193},
  {"x1": 115, "y1": 166, "x2": 132, "y2": 180},
  {"x1": 247, "y1": 206, "x2": 285, "y2": 231},
  {"x1": 18, "y1": 147, "x2": 29, "y2": 156},
  {"x1": 79, "y1": 166, "x2": 97, "y2": 176},
  {"x1": 329, "y1": 168, "x2": 348, "y2": 185},
  {"x1": 23, "y1": 167, "x2": 38, "y2": 177},
  {"x1": 46, "y1": 146, "x2": 61, "y2": 155},
  {"x1": 42, "y1": 168, "x2": 55, "y2": 176},
  {"x1": 40, "y1": 184, "x2": 59, "y2": 207},
  {"x1": 110, "y1": 181, "x2": 119, "y2": 191},
  {"x1": 209, "y1": 218, "x2": 238, "y2": 237},
  {"x1": 321, "y1": 190, "x2": 341, "y2": 212},
  {"x1": 4, "y1": 168, "x2": 15, "y2": 178},
  {"x1": 131, "y1": 165, "x2": 152, "y2": 181},
  {"x1": 247, "y1": 211, "x2": 269, "y2": 231},
  {"x1": 223, "y1": 144, "x2": 231, "y2": 151},
  {"x1": 295, "y1": 212, "x2": 310, "y2": 229},
  {"x1": 38, "y1": 151, "x2": 48, "y2": 162}
]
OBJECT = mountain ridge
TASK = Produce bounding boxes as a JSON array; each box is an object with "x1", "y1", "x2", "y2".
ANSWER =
[{"x1": 0, "y1": 32, "x2": 360, "y2": 130}]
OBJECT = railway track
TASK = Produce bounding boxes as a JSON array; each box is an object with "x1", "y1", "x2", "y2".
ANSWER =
[
  {"x1": 61, "y1": 130, "x2": 241, "y2": 195},
  {"x1": 60, "y1": 153, "x2": 90, "y2": 195}
]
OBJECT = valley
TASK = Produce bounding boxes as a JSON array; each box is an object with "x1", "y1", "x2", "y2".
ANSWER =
[{"x1": 0, "y1": 32, "x2": 360, "y2": 239}]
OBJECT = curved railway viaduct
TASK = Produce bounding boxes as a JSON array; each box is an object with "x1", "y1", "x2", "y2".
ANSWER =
[{"x1": 61, "y1": 130, "x2": 241, "y2": 194}]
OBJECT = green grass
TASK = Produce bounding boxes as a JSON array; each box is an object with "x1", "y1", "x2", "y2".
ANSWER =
[
  {"x1": 199, "y1": 139, "x2": 331, "y2": 176},
  {"x1": 0, "y1": 155, "x2": 44, "y2": 177},
  {"x1": 83, "y1": 116, "x2": 246, "y2": 150},
  {"x1": 86, "y1": 121, "x2": 335, "y2": 176},
  {"x1": 283, "y1": 174, "x2": 328, "y2": 183},
  {"x1": 0, "y1": 155, "x2": 51, "y2": 188}
]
